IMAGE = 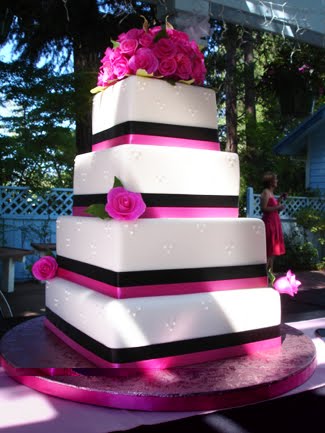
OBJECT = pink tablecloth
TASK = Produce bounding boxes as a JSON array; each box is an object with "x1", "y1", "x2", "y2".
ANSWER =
[{"x1": 1, "y1": 317, "x2": 325, "y2": 433}]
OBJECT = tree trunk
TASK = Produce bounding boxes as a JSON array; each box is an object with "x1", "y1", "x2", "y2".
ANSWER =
[
  {"x1": 73, "y1": 45, "x2": 99, "y2": 154},
  {"x1": 243, "y1": 29, "x2": 256, "y2": 149},
  {"x1": 224, "y1": 24, "x2": 238, "y2": 153}
]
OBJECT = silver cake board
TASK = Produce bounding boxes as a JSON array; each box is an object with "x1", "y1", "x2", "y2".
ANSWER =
[{"x1": 0, "y1": 317, "x2": 317, "y2": 412}]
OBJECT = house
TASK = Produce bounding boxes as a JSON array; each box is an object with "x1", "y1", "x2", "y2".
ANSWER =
[{"x1": 273, "y1": 105, "x2": 325, "y2": 192}]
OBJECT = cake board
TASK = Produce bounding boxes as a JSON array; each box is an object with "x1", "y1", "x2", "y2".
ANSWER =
[{"x1": 0, "y1": 316, "x2": 317, "y2": 412}]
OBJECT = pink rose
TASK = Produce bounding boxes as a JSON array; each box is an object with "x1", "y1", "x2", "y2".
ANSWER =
[
  {"x1": 97, "y1": 60, "x2": 117, "y2": 85},
  {"x1": 149, "y1": 26, "x2": 163, "y2": 38},
  {"x1": 105, "y1": 187, "x2": 146, "y2": 221},
  {"x1": 167, "y1": 28, "x2": 190, "y2": 44},
  {"x1": 273, "y1": 270, "x2": 301, "y2": 297},
  {"x1": 192, "y1": 58, "x2": 206, "y2": 84},
  {"x1": 32, "y1": 256, "x2": 58, "y2": 281},
  {"x1": 128, "y1": 48, "x2": 159, "y2": 75},
  {"x1": 119, "y1": 28, "x2": 143, "y2": 41},
  {"x1": 112, "y1": 55, "x2": 130, "y2": 79},
  {"x1": 139, "y1": 32, "x2": 154, "y2": 48},
  {"x1": 158, "y1": 57, "x2": 177, "y2": 77},
  {"x1": 175, "y1": 53, "x2": 192, "y2": 80},
  {"x1": 119, "y1": 39, "x2": 138, "y2": 56},
  {"x1": 153, "y1": 38, "x2": 177, "y2": 59}
]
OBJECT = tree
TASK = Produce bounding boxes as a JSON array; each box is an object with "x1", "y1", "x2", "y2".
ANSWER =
[
  {"x1": 224, "y1": 23, "x2": 239, "y2": 153},
  {"x1": 0, "y1": 60, "x2": 75, "y2": 189},
  {"x1": 0, "y1": 0, "x2": 157, "y2": 155}
]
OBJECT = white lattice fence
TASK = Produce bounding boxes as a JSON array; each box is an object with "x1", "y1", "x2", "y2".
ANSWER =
[
  {"x1": 1, "y1": 186, "x2": 73, "y2": 218},
  {"x1": 246, "y1": 187, "x2": 325, "y2": 220},
  {"x1": 0, "y1": 186, "x2": 73, "y2": 281}
]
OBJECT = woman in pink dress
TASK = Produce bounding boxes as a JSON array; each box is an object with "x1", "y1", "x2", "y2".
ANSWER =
[{"x1": 260, "y1": 172, "x2": 286, "y2": 272}]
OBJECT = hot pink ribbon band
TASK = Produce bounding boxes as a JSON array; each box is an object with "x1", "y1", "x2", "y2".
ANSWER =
[
  {"x1": 2, "y1": 351, "x2": 316, "y2": 412},
  {"x1": 44, "y1": 319, "x2": 281, "y2": 371},
  {"x1": 57, "y1": 268, "x2": 268, "y2": 299},
  {"x1": 72, "y1": 206, "x2": 239, "y2": 218},
  {"x1": 92, "y1": 134, "x2": 220, "y2": 151}
]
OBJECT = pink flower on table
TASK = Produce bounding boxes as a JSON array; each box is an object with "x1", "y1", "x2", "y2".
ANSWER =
[
  {"x1": 158, "y1": 57, "x2": 177, "y2": 77},
  {"x1": 105, "y1": 187, "x2": 146, "y2": 221},
  {"x1": 273, "y1": 270, "x2": 301, "y2": 297},
  {"x1": 128, "y1": 48, "x2": 159, "y2": 75},
  {"x1": 32, "y1": 256, "x2": 58, "y2": 281}
]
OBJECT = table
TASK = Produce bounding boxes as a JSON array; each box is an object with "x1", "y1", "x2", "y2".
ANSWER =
[
  {"x1": 0, "y1": 247, "x2": 33, "y2": 293},
  {"x1": 0, "y1": 317, "x2": 325, "y2": 433},
  {"x1": 31, "y1": 243, "x2": 56, "y2": 257}
]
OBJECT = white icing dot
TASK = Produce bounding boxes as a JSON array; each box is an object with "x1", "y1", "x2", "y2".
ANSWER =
[
  {"x1": 227, "y1": 155, "x2": 237, "y2": 167},
  {"x1": 75, "y1": 219, "x2": 83, "y2": 232},
  {"x1": 103, "y1": 169, "x2": 110, "y2": 181},
  {"x1": 225, "y1": 241, "x2": 235, "y2": 256},
  {"x1": 80, "y1": 172, "x2": 88, "y2": 182},
  {"x1": 53, "y1": 298, "x2": 59, "y2": 308},
  {"x1": 196, "y1": 223, "x2": 207, "y2": 233},
  {"x1": 163, "y1": 243, "x2": 174, "y2": 255},
  {"x1": 79, "y1": 312, "x2": 86, "y2": 323},
  {"x1": 131, "y1": 151, "x2": 142, "y2": 160},
  {"x1": 56, "y1": 221, "x2": 61, "y2": 231},
  {"x1": 156, "y1": 175, "x2": 167, "y2": 184},
  {"x1": 65, "y1": 237, "x2": 71, "y2": 248},
  {"x1": 165, "y1": 319, "x2": 177, "y2": 332},
  {"x1": 188, "y1": 106, "x2": 198, "y2": 117},
  {"x1": 90, "y1": 241, "x2": 97, "y2": 257},
  {"x1": 252, "y1": 224, "x2": 263, "y2": 235},
  {"x1": 104, "y1": 221, "x2": 112, "y2": 238}
]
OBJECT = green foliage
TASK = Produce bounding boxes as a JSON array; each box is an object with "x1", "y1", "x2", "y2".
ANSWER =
[
  {"x1": 295, "y1": 207, "x2": 325, "y2": 246},
  {"x1": 0, "y1": 60, "x2": 75, "y2": 190},
  {"x1": 276, "y1": 231, "x2": 319, "y2": 271}
]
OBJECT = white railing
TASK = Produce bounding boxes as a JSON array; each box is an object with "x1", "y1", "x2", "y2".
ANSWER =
[
  {"x1": 0, "y1": 186, "x2": 73, "y2": 281},
  {"x1": 246, "y1": 187, "x2": 325, "y2": 220}
]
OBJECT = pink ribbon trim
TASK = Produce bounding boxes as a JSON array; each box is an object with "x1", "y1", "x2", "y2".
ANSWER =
[
  {"x1": 92, "y1": 134, "x2": 220, "y2": 151},
  {"x1": 44, "y1": 319, "x2": 282, "y2": 372},
  {"x1": 57, "y1": 268, "x2": 268, "y2": 299},
  {"x1": 73, "y1": 206, "x2": 239, "y2": 218}
]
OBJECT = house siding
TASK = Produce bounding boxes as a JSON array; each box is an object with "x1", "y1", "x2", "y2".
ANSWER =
[{"x1": 308, "y1": 130, "x2": 325, "y2": 192}]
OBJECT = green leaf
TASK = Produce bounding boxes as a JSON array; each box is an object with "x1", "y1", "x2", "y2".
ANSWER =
[
  {"x1": 267, "y1": 268, "x2": 276, "y2": 286},
  {"x1": 85, "y1": 204, "x2": 109, "y2": 219},
  {"x1": 154, "y1": 26, "x2": 168, "y2": 42},
  {"x1": 111, "y1": 39, "x2": 120, "y2": 49},
  {"x1": 113, "y1": 176, "x2": 123, "y2": 188}
]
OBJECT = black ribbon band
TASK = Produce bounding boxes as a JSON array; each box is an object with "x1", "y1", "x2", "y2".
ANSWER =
[
  {"x1": 73, "y1": 193, "x2": 239, "y2": 208},
  {"x1": 57, "y1": 256, "x2": 266, "y2": 287},
  {"x1": 92, "y1": 121, "x2": 218, "y2": 145},
  {"x1": 46, "y1": 308, "x2": 281, "y2": 363}
]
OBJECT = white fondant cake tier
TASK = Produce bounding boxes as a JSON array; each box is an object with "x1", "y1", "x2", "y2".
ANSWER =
[
  {"x1": 92, "y1": 76, "x2": 217, "y2": 135},
  {"x1": 46, "y1": 278, "x2": 281, "y2": 349},
  {"x1": 73, "y1": 145, "x2": 239, "y2": 196},
  {"x1": 56, "y1": 217, "x2": 266, "y2": 272}
]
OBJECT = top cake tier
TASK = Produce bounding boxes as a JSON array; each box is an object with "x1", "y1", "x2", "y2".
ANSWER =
[{"x1": 92, "y1": 76, "x2": 219, "y2": 151}]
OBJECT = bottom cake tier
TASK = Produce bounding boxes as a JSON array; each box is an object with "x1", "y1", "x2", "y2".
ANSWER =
[{"x1": 45, "y1": 278, "x2": 281, "y2": 369}]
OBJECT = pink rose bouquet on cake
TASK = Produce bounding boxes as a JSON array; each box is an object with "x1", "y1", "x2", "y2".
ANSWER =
[
  {"x1": 32, "y1": 256, "x2": 58, "y2": 281},
  {"x1": 95, "y1": 19, "x2": 206, "y2": 90}
]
